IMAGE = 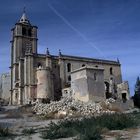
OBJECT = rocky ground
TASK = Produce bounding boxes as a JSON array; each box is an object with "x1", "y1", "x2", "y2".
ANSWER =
[
  {"x1": 0, "y1": 105, "x2": 54, "y2": 139},
  {"x1": 33, "y1": 96, "x2": 116, "y2": 118},
  {"x1": 0, "y1": 97, "x2": 139, "y2": 140}
]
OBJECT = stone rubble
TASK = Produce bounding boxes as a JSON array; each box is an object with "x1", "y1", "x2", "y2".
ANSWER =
[{"x1": 33, "y1": 96, "x2": 116, "y2": 118}]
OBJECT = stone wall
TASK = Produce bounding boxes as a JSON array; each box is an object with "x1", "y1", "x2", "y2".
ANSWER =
[
  {"x1": 59, "y1": 55, "x2": 122, "y2": 89},
  {"x1": 0, "y1": 73, "x2": 11, "y2": 102},
  {"x1": 117, "y1": 81, "x2": 130, "y2": 101},
  {"x1": 71, "y1": 66, "x2": 105, "y2": 102},
  {"x1": 111, "y1": 99, "x2": 134, "y2": 111}
]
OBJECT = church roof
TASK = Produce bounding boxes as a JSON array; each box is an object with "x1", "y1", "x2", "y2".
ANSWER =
[{"x1": 59, "y1": 54, "x2": 120, "y2": 66}]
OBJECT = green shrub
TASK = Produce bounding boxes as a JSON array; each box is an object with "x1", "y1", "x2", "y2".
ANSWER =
[
  {"x1": 0, "y1": 127, "x2": 12, "y2": 137},
  {"x1": 22, "y1": 128, "x2": 35, "y2": 135},
  {"x1": 94, "y1": 113, "x2": 137, "y2": 130},
  {"x1": 75, "y1": 126, "x2": 102, "y2": 140},
  {"x1": 41, "y1": 121, "x2": 78, "y2": 139},
  {"x1": 40, "y1": 113, "x2": 138, "y2": 140}
]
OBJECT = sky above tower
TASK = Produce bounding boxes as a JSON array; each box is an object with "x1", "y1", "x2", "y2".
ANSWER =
[{"x1": 0, "y1": 0, "x2": 140, "y2": 95}]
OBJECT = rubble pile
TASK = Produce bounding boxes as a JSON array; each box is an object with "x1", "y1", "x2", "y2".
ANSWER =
[{"x1": 33, "y1": 96, "x2": 116, "y2": 118}]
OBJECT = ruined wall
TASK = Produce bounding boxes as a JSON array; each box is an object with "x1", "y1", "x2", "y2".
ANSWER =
[
  {"x1": 36, "y1": 68, "x2": 51, "y2": 99},
  {"x1": 71, "y1": 67, "x2": 105, "y2": 102},
  {"x1": 117, "y1": 81, "x2": 130, "y2": 101}
]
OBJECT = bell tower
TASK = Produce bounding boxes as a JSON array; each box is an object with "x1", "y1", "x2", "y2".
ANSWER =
[
  {"x1": 11, "y1": 10, "x2": 38, "y2": 62},
  {"x1": 10, "y1": 10, "x2": 38, "y2": 104}
]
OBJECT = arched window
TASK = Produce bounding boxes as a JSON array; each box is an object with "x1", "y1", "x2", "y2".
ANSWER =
[
  {"x1": 82, "y1": 64, "x2": 85, "y2": 67},
  {"x1": 15, "y1": 93, "x2": 18, "y2": 99},
  {"x1": 37, "y1": 63, "x2": 42, "y2": 69},
  {"x1": 67, "y1": 63, "x2": 71, "y2": 72},
  {"x1": 110, "y1": 67, "x2": 113, "y2": 75},
  {"x1": 22, "y1": 27, "x2": 26, "y2": 36},
  {"x1": 68, "y1": 75, "x2": 71, "y2": 81},
  {"x1": 94, "y1": 73, "x2": 97, "y2": 81}
]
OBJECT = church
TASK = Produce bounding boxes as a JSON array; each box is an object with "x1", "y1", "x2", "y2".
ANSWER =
[{"x1": 10, "y1": 11, "x2": 130, "y2": 105}]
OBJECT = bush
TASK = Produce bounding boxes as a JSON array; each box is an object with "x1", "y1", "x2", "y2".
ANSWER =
[
  {"x1": 95, "y1": 114, "x2": 136, "y2": 130},
  {"x1": 133, "y1": 76, "x2": 140, "y2": 108},
  {"x1": 133, "y1": 93, "x2": 140, "y2": 108},
  {"x1": 0, "y1": 127, "x2": 12, "y2": 137},
  {"x1": 75, "y1": 126, "x2": 102, "y2": 140},
  {"x1": 22, "y1": 128, "x2": 35, "y2": 135},
  {"x1": 40, "y1": 113, "x2": 137, "y2": 139}
]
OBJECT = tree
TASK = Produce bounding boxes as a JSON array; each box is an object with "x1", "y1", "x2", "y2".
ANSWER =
[
  {"x1": 133, "y1": 76, "x2": 140, "y2": 107},
  {"x1": 135, "y1": 77, "x2": 140, "y2": 94}
]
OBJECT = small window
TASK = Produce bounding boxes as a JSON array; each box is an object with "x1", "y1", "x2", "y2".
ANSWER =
[
  {"x1": 67, "y1": 63, "x2": 71, "y2": 72},
  {"x1": 110, "y1": 67, "x2": 113, "y2": 75},
  {"x1": 68, "y1": 75, "x2": 71, "y2": 81},
  {"x1": 95, "y1": 65, "x2": 98, "y2": 68},
  {"x1": 37, "y1": 63, "x2": 42, "y2": 68},
  {"x1": 82, "y1": 64, "x2": 85, "y2": 67},
  {"x1": 22, "y1": 27, "x2": 26, "y2": 36},
  {"x1": 94, "y1": 73, "x2": 97, "y2": 81},
  {"x1": 110, "y1": 77, "x2": 113, "y2": 80}
]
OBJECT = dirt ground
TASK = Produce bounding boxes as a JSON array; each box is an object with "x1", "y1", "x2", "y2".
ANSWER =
[{"x1": 0, "y1": 106, "x2": 140, "y2": 140}]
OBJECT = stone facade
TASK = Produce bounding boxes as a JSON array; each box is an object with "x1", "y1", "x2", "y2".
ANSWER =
[
  {"x1": 0, "y1": 73, "x2": 11, "y2": 102},
  {"x1": 71, "y1": 66, "x2": 105, "y2": 102},
  {"x1": 117, "y1": 81, "x2": 130, "y2": 102},
  {"x1": 10, "y1": 12, "x2": 128, "y2": 105}
]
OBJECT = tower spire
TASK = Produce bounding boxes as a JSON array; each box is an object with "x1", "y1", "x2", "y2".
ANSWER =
[{"x1": 19, "y1": 7, "x2": 30, "y2": 24}]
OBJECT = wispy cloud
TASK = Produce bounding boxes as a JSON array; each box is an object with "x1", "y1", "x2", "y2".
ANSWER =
[{"x1": 0, "y1": 0, "x2": 140, "y2": 95}]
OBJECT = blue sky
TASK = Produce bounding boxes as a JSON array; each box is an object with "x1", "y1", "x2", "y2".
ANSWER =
[{"x1": 0, "y1": 0, "x2": 140, "y2": 95}]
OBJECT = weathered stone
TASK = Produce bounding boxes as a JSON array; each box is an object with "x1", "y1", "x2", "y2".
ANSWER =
[{"x1": 33, "y1": 95, "x2": 116, "y2": 118}]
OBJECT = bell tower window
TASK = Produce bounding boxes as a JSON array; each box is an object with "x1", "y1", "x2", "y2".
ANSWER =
[
  {"x1": 68, "y1": 75, "x2": 71, "y2": 81},
  {"x1": 22, "y1": 27, "x2": 26, "y2": 36},
  {"x1": 28, "y1": 29, "x2": 32, "y2": 37}
]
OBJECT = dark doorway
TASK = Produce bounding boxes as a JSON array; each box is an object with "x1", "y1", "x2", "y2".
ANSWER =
[
  {"x1": 122, "y1": 93, "x2": 127, "y2": 103},
  {"x1": 105, "y1": 82, "x2": 112, "y2": 99}
]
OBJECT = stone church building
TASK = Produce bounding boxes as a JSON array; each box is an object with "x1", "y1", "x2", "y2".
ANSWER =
[{"x1": 10, "y1": 12, "x2": 129, "y2": 105}]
